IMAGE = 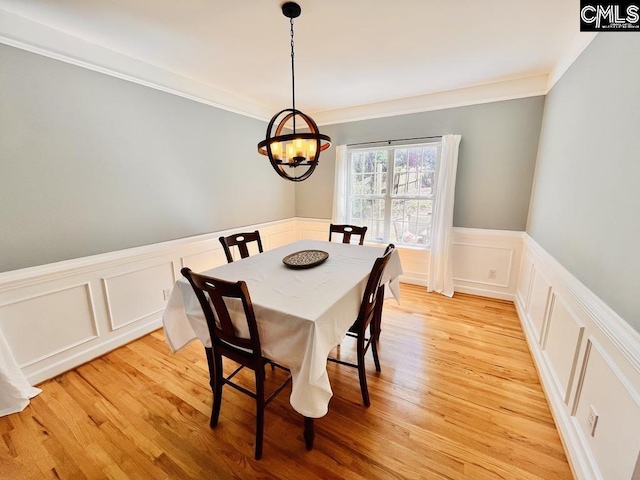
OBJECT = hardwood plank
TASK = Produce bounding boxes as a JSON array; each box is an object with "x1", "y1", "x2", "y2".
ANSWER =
[{"x1": 0, "y1": 284, "x2": 573, "y2": 479}]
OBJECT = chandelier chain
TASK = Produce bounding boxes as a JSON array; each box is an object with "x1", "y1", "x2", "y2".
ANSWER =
[{"x1": 290, "y1": 17, "x2": 296, "y2": 133}]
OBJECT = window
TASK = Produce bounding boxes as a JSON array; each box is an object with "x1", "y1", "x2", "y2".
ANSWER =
[{"x1": 346, "y1": 142, "x2": 441, "y2": 247}]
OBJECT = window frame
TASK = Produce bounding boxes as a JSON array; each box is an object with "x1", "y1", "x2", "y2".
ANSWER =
[{"x1": 345, "y1": 141, "x2": 441, "y2": 248}]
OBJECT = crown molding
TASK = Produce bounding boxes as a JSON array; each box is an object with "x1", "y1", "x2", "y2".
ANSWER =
[
  {"x1": 311, "y1": 75, "x2": 549, "y2": 126},
  {"x1": 1, "y1": 9, "x2": 593, "y2": 127},
  {"x1": 547, "y1": 32, "x2": 598, "y2": 91},
  {"x1": 0, "y1": 9, "x2": 273, "y2": 122}
]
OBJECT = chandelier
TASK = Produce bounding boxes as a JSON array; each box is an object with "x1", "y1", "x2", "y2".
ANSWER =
[{"x1": 257, "y1": 2, "x2": 331, "y2": 182}]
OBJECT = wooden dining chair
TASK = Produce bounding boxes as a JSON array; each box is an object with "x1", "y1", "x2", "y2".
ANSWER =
[
  {"x1": 329, "y1": 224, "x2": 368, "y2": 245},
  {"x1": 181, "y1": 267, "x2": 291, "y2": 460},
  {"x1": 219, "y1": 230, "x2": 264, "y2": 263},
  {"x1": 327, "y1": 244, "x2": 395, "y2": 407}
]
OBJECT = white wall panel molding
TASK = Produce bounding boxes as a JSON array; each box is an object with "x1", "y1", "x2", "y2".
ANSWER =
[
  {"x1": 0, "y1": 283, "x2": 99, "y2": 368},
  {"x1": 23, "y1": 316, "x2": 161, "y2": 385},
  {"x1": 0, "y1": 220, "x2": 527, "y2": 390},
  {"x1": 294, "y1": 218, "x2": 433, "y2": 287},
  {"x1": 293, "y1": 221, "x2": 524, "y2": 298},
  {"x1": 571, "y1": 338, "x2": 640, "y2": 480},
  {"x1": 451, "y1": 228, "x2": 524, "y2": 301},
  {"x1": 525, "y1": 236, "x2": 640, "y2": 372},
  {"x1": 516, "y1": 254, "x2": 535, "y2": 311},
  {"x1": 7, "y1": 220, "x2": 639, "y2": 477},
  {"x1": 526, "y1": 267, "x2": 553, "y2": 344},
  {"x1": 102, "y1": 262, "x2": 176, "y2": 331},
  {"x1": 295, "y1": 217, "x2": 332, "y2": 241},
  {"x1": 515, "y1": 295, "x2": 598, "y2": 480},
  {"x1": 0, "y1": 218, "x2": 296, "y2": 386},
  {"x1": 516, "y1": 234, "x2": 640, "y2": 480},
  {"x1": 542, "y1": 294, "x2": 586, "y2": 405},
  {"x1": 452, "y1": 243, "x2": 513, "y2": 288},
  {"x1": 181, "y1": 249, "x2": 227, "y2": 274}
]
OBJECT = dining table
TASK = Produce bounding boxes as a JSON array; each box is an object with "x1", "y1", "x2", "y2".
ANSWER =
[{"x1": 162, "y1": 239, "x2": 403, "y2": 450}]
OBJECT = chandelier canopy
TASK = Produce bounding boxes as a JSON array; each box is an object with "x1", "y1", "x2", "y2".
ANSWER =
[{"x1": 257, "y1": 2, "x2": 331, "y2": 182}]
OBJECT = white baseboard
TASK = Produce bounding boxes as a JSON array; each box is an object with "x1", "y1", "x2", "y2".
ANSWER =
[{"x1": 455, "y1": 284, "x2": 514, "y2": 301}]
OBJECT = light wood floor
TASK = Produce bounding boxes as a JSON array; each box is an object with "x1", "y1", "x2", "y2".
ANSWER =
[{"x1": 0, "y1": 284, "x2": 573, "y2": 479}]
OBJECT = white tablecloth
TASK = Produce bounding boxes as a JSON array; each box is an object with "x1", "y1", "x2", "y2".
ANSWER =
[
  {"x1": 1, "y1": 328, "x2": 41, "y2": 417},
  {"x1": 162, "y1": 240, "x2": 403, "y2": 418}
]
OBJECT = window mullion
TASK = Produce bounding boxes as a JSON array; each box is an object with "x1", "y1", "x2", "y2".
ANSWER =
[{"x1": 383, "y1": 147, "x2": 393, "y2": 242}]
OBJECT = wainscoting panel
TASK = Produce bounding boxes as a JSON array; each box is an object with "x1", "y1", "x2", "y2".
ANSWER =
[
  {"x1": 181, "y1": 249, "x2": 226, "y2": 273},
  {"x1": 102, "y1": 262, "x2": 176, "y2": 331},
  {"x1": 572, "y1": 340, "x2": 640, "y2": 480},
  {"x1": 267, "y1": 229, "x2": 297, "y2": 249},
  {"x1": 452, "y1": 243, "x2": 512, "y2": 287},
  {"x1": 395, "y1": 247, "x2": 429, "y2": 287},
  {"x1": 516, "y1": 234, "x2": 640, "y2": 480},
  {"x1": 517, "y1": 254, "x2": 534, "y2": 309},
  {"x1": 0, "y1": 218, "x2": 297, "y2": 385},
  {"x1": 526, "y1": 267, "x2": 552, "y2": 344},
  {"x1": 0, "y1": 283, "x2": 98, "y2": 367},
  {"x1": 296, "y1": 218, "x2": 331, "y2": 242},
  {"x1": 542, "y1": 294, "x2": 585, "y2": 404},
  {"x1": 295, "y1": 221, "x2": 523, "y2": 299},
  {"x1": 12, "y1": 217, "x2": 640, "y2": 480},
  {"x1": 451, "y1": 228, "x2": 523, "y2": 301}
]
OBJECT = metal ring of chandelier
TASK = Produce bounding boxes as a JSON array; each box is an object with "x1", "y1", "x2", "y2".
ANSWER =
[{"x1": 258, "y1": 108, "x2": 331, "y2": 182}]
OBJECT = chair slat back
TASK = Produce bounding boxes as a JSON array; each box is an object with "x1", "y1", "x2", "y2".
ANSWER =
[
  {"x1": 181, "y1": 268, "x2": 261, "y2": 355},
  {"x1": 354, "y1": 244, "x2": 395, "y2": 333},
  {"x1": 329, "y1": 224, "x2": 367, "y2": 245},
  {"x1": 219, "y1": 231, "x2": 264, "y2": 263}
]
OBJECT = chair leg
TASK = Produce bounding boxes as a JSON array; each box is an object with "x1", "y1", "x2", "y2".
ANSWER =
[
  {"x1": 211, "y1": 353, "x2": 223, "y2": 428},
  {"x1": 205, "y1": 348, "x2": 223, "y2": 428},
  {"x1": 356, "y1": 335, "x2": 370, "y2": 407},
  {"x1": 374, "y1": 285, "x2": 385, "y2": 341},
  {"x1": 205, "y1": 347, "x2": 216, "y2": 393},
  {"x1": 370, "y1": 325, "x2": 381, "y2": 372},
  {"x1": 254, "y1": 368, "x2": 265, "y2": 460}
]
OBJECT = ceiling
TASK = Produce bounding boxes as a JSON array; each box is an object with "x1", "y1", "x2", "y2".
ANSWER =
[{"x1": 0, "y1": 1, "x2": 591, "y2": 123}]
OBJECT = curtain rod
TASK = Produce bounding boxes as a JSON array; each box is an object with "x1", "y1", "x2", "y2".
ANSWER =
[{"x1": 347, "y1": 135, "x2": 442, "y2": 147}]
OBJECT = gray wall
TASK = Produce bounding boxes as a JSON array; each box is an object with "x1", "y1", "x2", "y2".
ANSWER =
[
  {"x1": 0, "y1": 44, "x2": 294, "y2": 272},
  {"x1": 295, "y1": 97, "x2": 545, "y2": 231},
  {"x1": 527, "y1": 34, "x2": 640, "y2": 330}
]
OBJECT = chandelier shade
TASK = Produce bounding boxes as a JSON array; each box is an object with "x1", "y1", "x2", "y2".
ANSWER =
[{"x1": 257, "y1": 2, "x2": 331, "y2": 182}]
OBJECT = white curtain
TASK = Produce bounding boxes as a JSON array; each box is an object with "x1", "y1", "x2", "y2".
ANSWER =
[
  {"x1": 331, "y1": 145, "x2": 348, "y2": 223},
  {"x1": 427, "y1": 134, "x2": 461, "y2": 297}
]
